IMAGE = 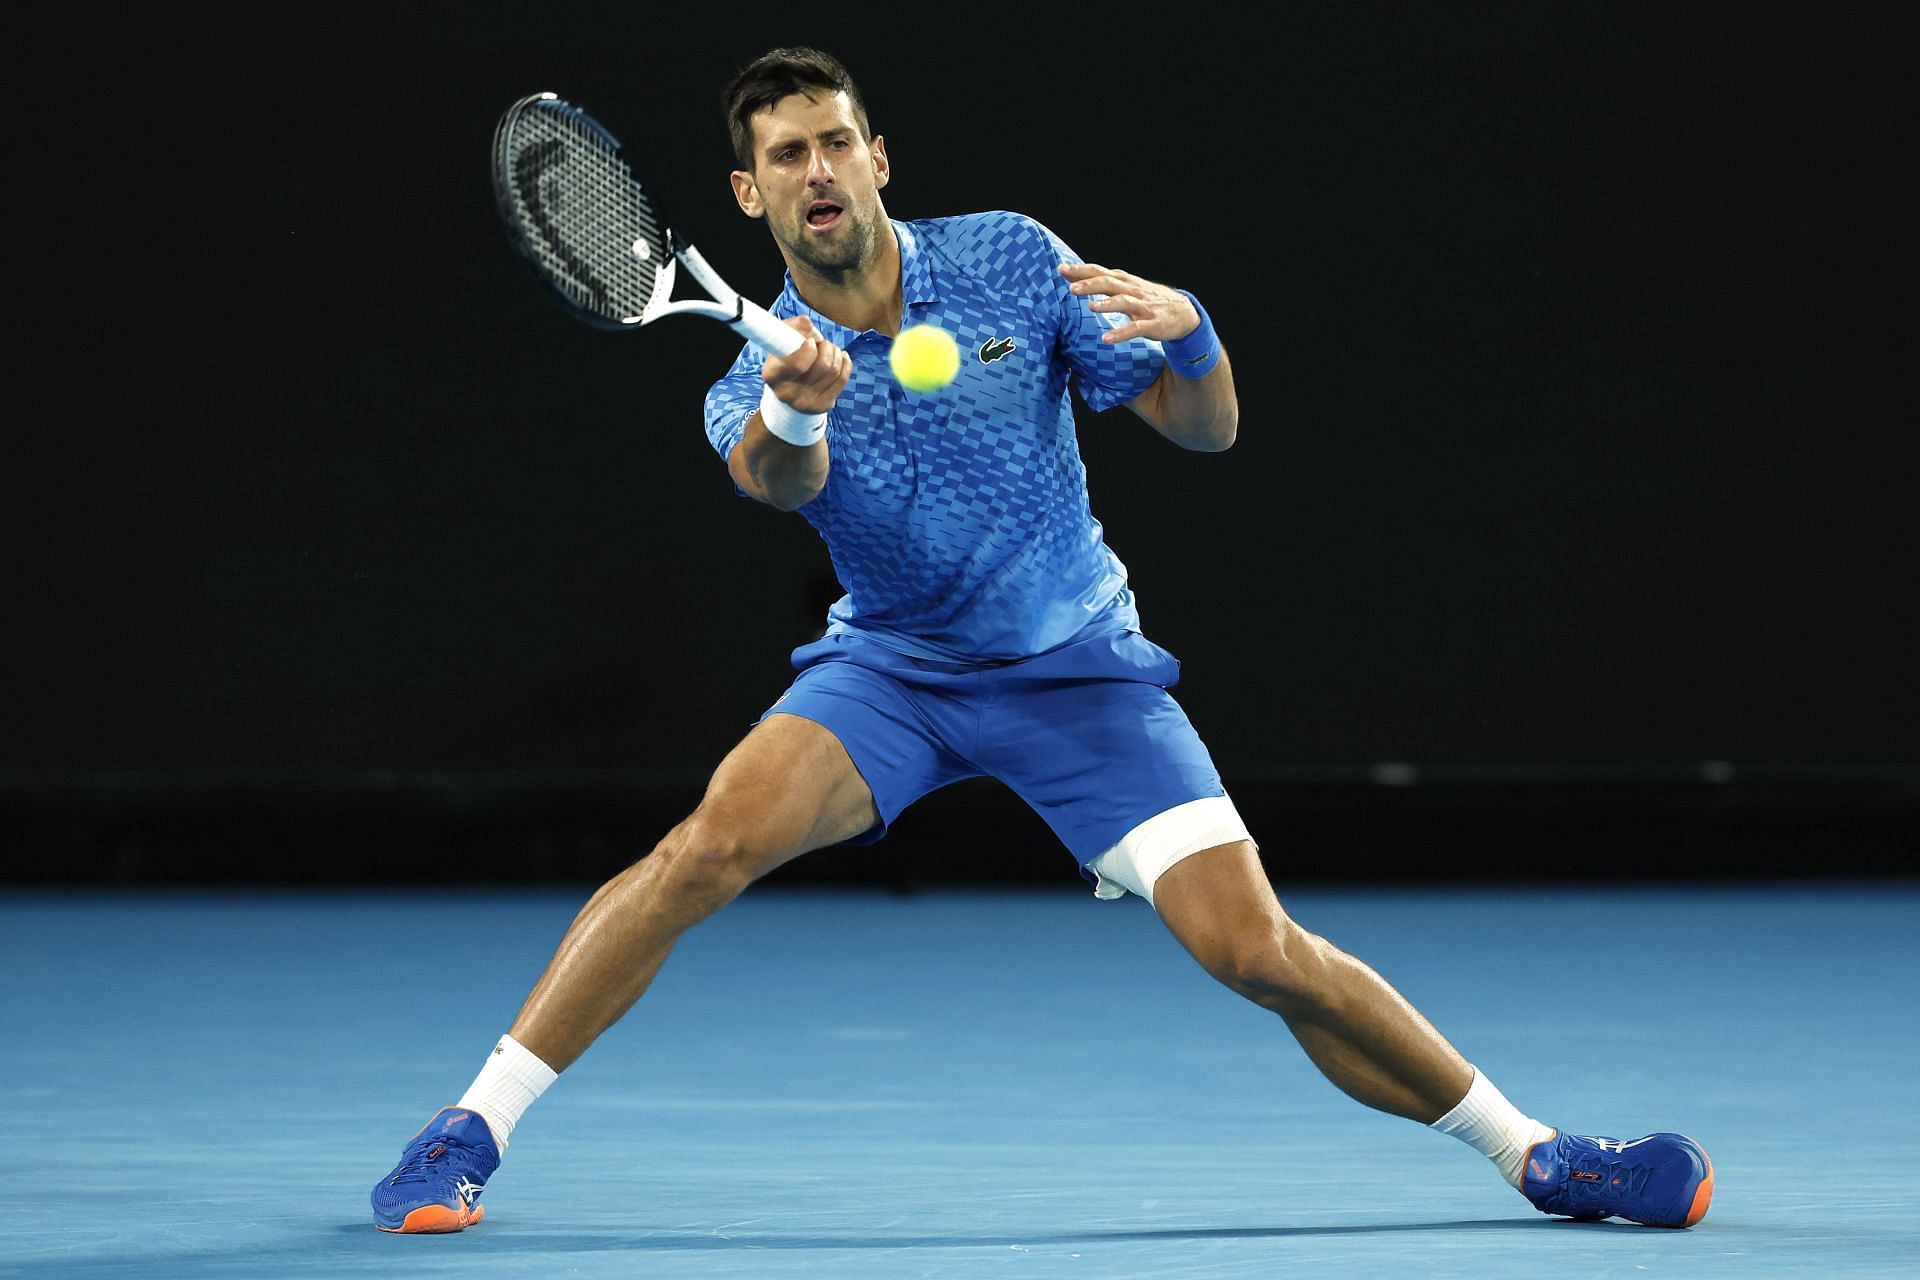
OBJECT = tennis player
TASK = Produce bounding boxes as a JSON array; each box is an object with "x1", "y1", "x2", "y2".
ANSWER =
[{"x1": 372, "y1": 47, "x2": 1712, "y2": 1234}]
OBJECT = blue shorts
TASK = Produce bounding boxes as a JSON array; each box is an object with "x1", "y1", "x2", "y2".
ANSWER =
[{"x1": 758, "y1": 627, "x2": 1228, "y2": 873}]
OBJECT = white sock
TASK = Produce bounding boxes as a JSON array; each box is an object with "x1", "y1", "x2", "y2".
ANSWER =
[
  {"x1": 454, "y1": 1034, "x2": 557, "y2": 1151},
  {"x1": 1429, "y1": 1067, "x2": 1556, "y2": 1188}
]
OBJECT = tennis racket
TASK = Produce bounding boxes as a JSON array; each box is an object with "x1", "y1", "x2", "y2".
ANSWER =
[{"x1": 491, "y1": 92, "x2": 802, "y2": 357}]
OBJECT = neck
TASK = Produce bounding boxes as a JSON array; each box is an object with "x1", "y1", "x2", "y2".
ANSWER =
[{"x1": 787, "y1": 219, "x2": 904, "y2": 337}]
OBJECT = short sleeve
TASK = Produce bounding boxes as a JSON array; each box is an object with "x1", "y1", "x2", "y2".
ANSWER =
[
  {"x1": 1031, "y1": 220, "x2": 1167, "y2": 413},
  {"x1": 703, "y1": 344, "x2": 768, "y2": 463}
]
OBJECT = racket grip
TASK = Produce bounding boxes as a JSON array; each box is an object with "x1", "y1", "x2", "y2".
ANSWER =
[{"x1": 731, "y1": 299, "x2": 806, "y2": 358}]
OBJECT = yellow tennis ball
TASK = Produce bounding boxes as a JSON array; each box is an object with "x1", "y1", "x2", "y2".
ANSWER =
[{"x1": 889, "y1": 323, "x2": 961, "y2": 393}]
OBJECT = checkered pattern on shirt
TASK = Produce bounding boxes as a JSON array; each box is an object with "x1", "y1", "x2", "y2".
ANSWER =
[{"x1": 704, "y1": 211, "x2": 1167, "y2": 662}]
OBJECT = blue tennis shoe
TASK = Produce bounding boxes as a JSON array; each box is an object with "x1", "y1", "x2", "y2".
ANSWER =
[
  {"x1": 371, "y1": 1107, "x2": 501, "y2": 1233},
  {"x1": 1521, "y1": 1130, "x2": 1714, "y2": 1227}
]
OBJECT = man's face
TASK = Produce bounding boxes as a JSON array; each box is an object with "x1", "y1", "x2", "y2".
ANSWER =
[{"x1": 731, "y1": 90, "x2": 889, "y2": 277}]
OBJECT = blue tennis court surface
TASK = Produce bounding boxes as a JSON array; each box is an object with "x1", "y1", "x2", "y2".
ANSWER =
[{"x1": 4, "y1": 883, "x2": 1916, "y2": 1277}]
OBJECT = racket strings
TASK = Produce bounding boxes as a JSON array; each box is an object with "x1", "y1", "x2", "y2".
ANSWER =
[{"x1": 503, "y1": 106, "x2": 667, "y2": 322}]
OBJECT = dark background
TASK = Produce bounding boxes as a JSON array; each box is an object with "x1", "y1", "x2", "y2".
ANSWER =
[{"x1": 7, "y1": 2, "x2": 1913, "y2": 886}]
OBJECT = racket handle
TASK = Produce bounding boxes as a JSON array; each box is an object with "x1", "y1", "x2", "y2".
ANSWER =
[{"x1": 731, "y1": 298, "x2": 807, "y2": 358}]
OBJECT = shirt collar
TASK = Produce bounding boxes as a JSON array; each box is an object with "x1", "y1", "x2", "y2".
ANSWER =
[{"x1": 776, "y1": 219, "x2": 940, "y2": 345}]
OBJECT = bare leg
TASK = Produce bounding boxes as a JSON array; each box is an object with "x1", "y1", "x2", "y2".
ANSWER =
[
  {"x1": 507, "y1": 714, "x2": 878, "y2": 1072},
  {"x1": 1151, "y1": 841, "x2": 1472, "y2": 1122}
]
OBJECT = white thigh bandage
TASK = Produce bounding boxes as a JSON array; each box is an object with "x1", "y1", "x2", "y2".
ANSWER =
[{"x1": 1086, "y1": 795, "x2": 1252, "y2": 906}]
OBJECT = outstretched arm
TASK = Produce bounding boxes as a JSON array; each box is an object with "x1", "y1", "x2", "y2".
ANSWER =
[
  {"x1": 1059, "y1": 262, "x2": 1238, "y2": 452},
  {"x1": 727, "y1": 316, "x2": 853, "y2": 510}
]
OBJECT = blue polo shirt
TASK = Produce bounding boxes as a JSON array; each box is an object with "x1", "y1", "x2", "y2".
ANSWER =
[{"x1": 704, "y1": 211, "x2": 1167, "y2": 663}]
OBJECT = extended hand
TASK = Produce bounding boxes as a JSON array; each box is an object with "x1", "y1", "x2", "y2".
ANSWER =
[
  {"x1": 1058, "y1": 262, "x2": 1200, "y2": 344},
  {"x1": 763, "y1": 315, "x2": 852, "y2": 413}
]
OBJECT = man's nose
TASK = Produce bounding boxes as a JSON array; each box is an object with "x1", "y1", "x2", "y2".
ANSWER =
[{"x1": 806, "y1": 148, "x2": 835, "y2": 186}]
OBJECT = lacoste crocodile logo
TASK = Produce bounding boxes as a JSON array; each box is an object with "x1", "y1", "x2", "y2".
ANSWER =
[{"x1": 978, "y1": 335, "x2": 1017, "y2": 364}]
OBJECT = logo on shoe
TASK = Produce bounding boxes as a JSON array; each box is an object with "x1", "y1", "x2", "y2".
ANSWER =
[
  {"x1": 1588, "y1": 1136, "x2": 1653, "y2": 1154},
  {"x1": 1571, "y1": 1170, "x2": 1603, "y2": 1182},
  {"x1": 455, "y1": 1176, "x2": 485, "y2": 1206}
]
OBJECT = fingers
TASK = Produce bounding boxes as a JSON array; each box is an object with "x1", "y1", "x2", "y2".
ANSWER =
[
  {"x1": 763, "y1": 318, "x2": 851, "y2": 414},
  {"x1": 1059, "y1": 261, "x2": 1197, "y2": 344},
  {"x1": 1059, "y1": 261, "x2": 1135, "y2": 300},
  {"x1": 1069, "y1": 268, "x2": 1158, "y2": 343}
]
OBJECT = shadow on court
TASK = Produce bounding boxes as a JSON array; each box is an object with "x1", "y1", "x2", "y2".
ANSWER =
[
  {"x1": 348, "y1": 1215, "x2": 1562, "y2": 1248},
  {"x1": 19, "y1": 1217, "x2": 1563, "y2": 1280}
]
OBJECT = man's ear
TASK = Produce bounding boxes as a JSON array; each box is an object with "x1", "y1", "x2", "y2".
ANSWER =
[
  {"x1": 870, "y1": 135, "x2": 889, "y2": 191},
  {"x1": 730, "y1": 170, "x2": 765, "y2": 218}
]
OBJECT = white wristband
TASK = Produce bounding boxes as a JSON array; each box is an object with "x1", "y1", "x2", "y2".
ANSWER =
[{"x1": 758, "y1": 384, "x2": 827, "y2": 447}]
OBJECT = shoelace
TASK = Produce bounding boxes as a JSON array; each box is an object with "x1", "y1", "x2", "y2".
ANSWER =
[
  {"x1": 1599, "y1": 1160, "x2": 1655, "y2": 1200},
  {"x1": 388, "y1": 1137, "x2": 476, "y2": 1186}
]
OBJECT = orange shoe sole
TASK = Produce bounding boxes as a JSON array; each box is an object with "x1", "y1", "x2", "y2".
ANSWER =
[
  {"x1": 1681, "y1": 1150, "x2": 1715, "y2": 1228},
  {"x1": 378, "y1": 1201, "x2": 485, "y2": 1234}
]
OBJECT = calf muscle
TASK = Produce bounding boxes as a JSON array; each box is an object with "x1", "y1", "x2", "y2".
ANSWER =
[
  {"x1": 506, "y1": 715, "x2": 877, "y2": 1073},
  {"x1": 1154, "y1": 842, "x2": 1473, "y2": 1122}
]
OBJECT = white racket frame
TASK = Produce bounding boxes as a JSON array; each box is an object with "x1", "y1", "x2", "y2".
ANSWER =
[
  {"x1": 643, "y1": 238, "x2": 804, "y2": 357},
  {"x1": 502, "y1": 92, "x2": 805, "y2": 360}
]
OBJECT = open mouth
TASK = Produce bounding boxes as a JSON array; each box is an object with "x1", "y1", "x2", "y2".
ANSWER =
[{"x1": 805, "y1": 201, "x2": 843, "y2": 230}]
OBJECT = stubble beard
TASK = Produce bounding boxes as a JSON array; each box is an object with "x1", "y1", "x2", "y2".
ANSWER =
[{"x1": 783, "y1": 202, "x2": 877, "y2": 284}]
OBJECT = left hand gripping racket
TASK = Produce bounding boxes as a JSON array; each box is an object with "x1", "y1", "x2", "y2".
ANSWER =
[{"x1": 491, "y1": 92, "x2": 803, "y2": 357}]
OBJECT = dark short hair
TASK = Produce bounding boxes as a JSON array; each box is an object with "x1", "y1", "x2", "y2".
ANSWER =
[{"x1": 723, "y1": 47, "x2": 871, "y2": 172}]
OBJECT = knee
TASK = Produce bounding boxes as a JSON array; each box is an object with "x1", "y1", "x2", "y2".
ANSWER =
[
  {"x1": 1210, "y1": 917, "x2": 1336, "y2": 1019},
  {"x1": 644, "y1": 807, "x2": 778, "y2": 908}
]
